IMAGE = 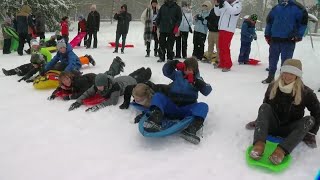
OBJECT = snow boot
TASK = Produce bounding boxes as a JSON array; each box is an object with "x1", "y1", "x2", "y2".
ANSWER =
[
  {"x1": 154, "y1": 50, "x2": 158, "y2": 57},
  {"x1": 2, "y1": 68, "x2": 17, "y2": 76},
  {"x1": 180, "y1": 117, "x2": 204, "y2": 145},
  {"x1": 105, "y1": 56, "x2": 126, "y2": 77},
  {"x1": 262, "y1": 74, "x2": 275, "y2": 84},
  {"x1": 269, "y1": 146, "x2": 286, "y2": 165},
  {"x1": 157, "y1": 59, "x2": 165, "y2": 63},
  {"x1": 113, "y1": 49, "x2": 118, "y2": 53},
  {"x1": 250, "y1": 141, "x2": 265, "y2": 160},
  {"x1": 143, "y1": 107, "x2": 163, "y2": 132},
  {"x1": 86, "y1": 54, "x2": 96, "y2": 66},
  {"x1": 121, "y1": 49, "x2": 124, "y2": 54},
  {"x1": 245, "y1": 121, "x2": 256, "y2": 130},
  {"x1": 222, "y1": 68, "x2": 231, "y2": 72},
  {"x1": 303, "y1": 133, "x2": 317, "y2": 148},
  {"x1": 145, "y1": 50, "x2": 150, "y2": 57}
]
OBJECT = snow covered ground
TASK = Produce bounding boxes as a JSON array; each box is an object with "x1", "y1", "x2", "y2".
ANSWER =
[{"x1": 0, "y1": 22, "x2": 319, "y2": 180}]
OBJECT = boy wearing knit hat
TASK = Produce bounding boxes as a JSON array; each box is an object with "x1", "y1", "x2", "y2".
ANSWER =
[
  {"x1": 44, "y1": 39, "x2": 81, "y2": 73},
  {"x1": 247, "y1": 59, "x2": 319, "y2": 164}
]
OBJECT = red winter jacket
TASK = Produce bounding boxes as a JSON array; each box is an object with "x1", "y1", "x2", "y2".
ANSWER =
[
  {"x1": 78, "y1": 19, "x2": 87, "y2": 32},
  {"x1": 60, "y1": 21, "x2": 69, "y2": 35}
]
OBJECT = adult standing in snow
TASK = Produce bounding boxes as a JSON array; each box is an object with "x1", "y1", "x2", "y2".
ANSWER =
[
  {"x1": 141, "y1": 0, "x2": 160, "y2": 57},
  {"x1": 206, "y1": 4, "x2": 220, "y2": 67},
  {"x1": 175, "y1": 1, "x2": 193, "y2": 59},
  {"x1": 113, "y1": 4, "x2": 132, "y2": 54},
  {"x1": 15, "y1": 4, "x2": 34, "y2": 56},
  {"x1": 35, "y1": 12, "x2": 45, "y2": 40},
  {"x1": 213, "y1": 0, "x2": 242, "y2": 72},
  {"x1": 261, "y1": 0, "x2": 308, "y2": 84},
  {"x1": 156, "y1": 0, "x2": 182, "y2": 62},
  {"x1": 248, "y1": 59, "x2": 319, "y2": 164},
  {"x1": 86, "y1": 4, "x2": 100, "y2": 49}
]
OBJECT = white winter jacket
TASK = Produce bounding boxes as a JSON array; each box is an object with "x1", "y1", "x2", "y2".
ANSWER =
[
  {"x1": 179, "y1": 8, "x2": 193, "y2": 32},
  {"x1": 214, "y1": 0, "x2": 242, "y2": 33}
]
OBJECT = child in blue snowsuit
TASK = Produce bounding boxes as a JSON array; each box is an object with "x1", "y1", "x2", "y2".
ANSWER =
[
  {"x1": 142, "y1": 57, "x2": 212, "y2": 144},
  {"x1": 44, "y1": 40, "x2": 81, "y2": 73},
  {"x1": 238, "y1": 14, "x2": 257, "y2": 64}
]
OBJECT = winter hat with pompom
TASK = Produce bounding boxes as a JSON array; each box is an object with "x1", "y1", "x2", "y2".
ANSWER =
[{"x1": 280, "y1": 59, "x2": 302, "y2": 78}]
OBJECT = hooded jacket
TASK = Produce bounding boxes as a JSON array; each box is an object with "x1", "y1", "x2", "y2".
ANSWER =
[
  {"x1": 241, "y1": 19, "x2": 256, "y2": 42},
  {"x1": 87, "y1": 10, "x2": 100, "y2": 32},
  {"x1": 193, "y1": 1, "x2": 212, "y2": 35},
  {"x1": 265, "y1": 0, "x2": 308, "y2": 41},
  {"x1": 16, "y1": 5, "x2": 34, "y2": 34},
  {"x1": 156, "y1": 0, "x2": 182, "y2": 33},
  {"x1": 214, "y1": 0, "x2": 242, "y2": 33},
  {"x1": 45, "y1": 43, "x2": 81, "y2": 72}
]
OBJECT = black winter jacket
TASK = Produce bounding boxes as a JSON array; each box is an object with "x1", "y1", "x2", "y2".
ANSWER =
[
  {"x1": 207, "y1": 9, "x2": 220, "y2": 32},
  {"x1": 264, "y1": 83, "x2": 320, "y2": 134},
  {"x1": 156, "y1": 1, "x2": 182, "y2": 33},
  {"x1": 114, "y1": 12, "x2": 132, "y2": 34},
  {"x1": 87, "y1": 11, "x2": 100, "y2": 32}
]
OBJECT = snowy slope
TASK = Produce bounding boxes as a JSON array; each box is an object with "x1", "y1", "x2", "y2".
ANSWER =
[{"x1": 0, "y1": 22, "x2": 319, "y2": 180}]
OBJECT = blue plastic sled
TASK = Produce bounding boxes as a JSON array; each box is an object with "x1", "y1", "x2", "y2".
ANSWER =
[{"x1": 138, "y1": 114, "x2": 194, "y2": 137}]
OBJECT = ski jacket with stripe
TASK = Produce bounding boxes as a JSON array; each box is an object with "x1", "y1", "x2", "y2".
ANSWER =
[{"x1": 214, "y1": 0, "x2": 242, "y2": 33}]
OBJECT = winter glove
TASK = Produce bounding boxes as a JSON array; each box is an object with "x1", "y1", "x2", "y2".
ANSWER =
[
  {"x1": 253, "y1": 34, "x2": 257, "y2": 40},
  {"x1": 184, "y1": 73, "x2": 194, "y2": 83},
  {"x1": 134, "y1": 113, "x2": 145, "y2": 124},
  {"x1": 68, "y1": 102, "x2": 82, "y2": 111},
  {"x1": 39, "y1": 69, "x2": 46, "y2": 76},
  {"x1": 219, "y1": 0, "x2": 225, "y2": 8},
  {"x1": 85, "y1": 104, "x2": 103, "y2": 112},
  {"x1": 17, "y1": 77, "x2": 26, "y2": 82},
  {"x1": 48, "y1": 94, "x2": 56, "y2": 100},
  {"x1": 291, "y1": 36, "x2": 302, "y2": 42},
  {"x1": 63, "y1": 95, "x2": 71, "y2": 101},
  {"x1": 25, "y1": 79, "x2": 33, "y2": 83},
  {"x1": 265, "y1": 35, "x2": 271, "y2": 45},
  {"x1": 176, "y1": 62, "x2": 186, "y2": 71},
  {"x1": 119, "y1": 102, "x2": 130, "y2": 109},
  {"x1": 196, "y1": 15, "x2": 204, "y2": 21}
]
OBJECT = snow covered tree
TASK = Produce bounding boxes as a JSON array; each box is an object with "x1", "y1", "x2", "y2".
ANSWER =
[{"x1": 0, "y1": 0, "x2": 75, "y2": 31}]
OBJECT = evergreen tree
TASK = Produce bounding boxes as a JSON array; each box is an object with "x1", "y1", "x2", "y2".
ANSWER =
[{"x1": 0, "y1": 0, "x2": 75, "y2": 31}]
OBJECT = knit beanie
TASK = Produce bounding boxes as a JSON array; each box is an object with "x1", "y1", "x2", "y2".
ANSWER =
[
  {"x1": 56, "y1": 39, "x2": 67, "y2": 49},
  {"x1": 95, "y1": 73, "x2": 111, "y2": 87},
  {"x1": 280, "y1": 59, "x2": 303, "y2": 77},
  {"x1": 30, "y1": 54, "x2": 45, "y2": 64}
]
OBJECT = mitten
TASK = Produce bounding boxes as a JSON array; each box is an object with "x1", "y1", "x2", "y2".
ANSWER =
[
  {"x1": 176, "y1": 62, "x2": 186, "y2": 71},
  {"x1": 48, "y1": 94, "x2": 56, "y2": 100},
  {"x1": 85, "y1": 104, "x2": 103, "y2": 112},
  {"x1": 184, "y1": 73, "x2": 194, "y2": 83},
  {"x1": 68, "y1": 102, "x2": 82, "y2": 111}
]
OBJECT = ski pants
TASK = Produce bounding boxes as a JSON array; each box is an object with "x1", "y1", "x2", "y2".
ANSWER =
[
  {"x1": 192, "y1": 31, "x2": 207, "y2": 60},
  {"x1": 218, "y1": 30, "x2": 234, "y2": 69},
  {"x1": 238, "y1": 41, "x2": 252, "y2": 63}
]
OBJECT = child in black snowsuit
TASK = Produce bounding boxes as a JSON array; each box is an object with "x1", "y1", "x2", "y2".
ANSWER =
[
  {"x1": 2, "y1": 54, "x2": 46, "y2": 82},
  {"x1": 1, "y1": 17, "x2": 12, "y2": 54}
]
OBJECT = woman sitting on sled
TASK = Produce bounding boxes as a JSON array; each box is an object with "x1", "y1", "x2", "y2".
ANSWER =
[{"x1": 248, "y1": 59, "x2": 320, "y2": 165}]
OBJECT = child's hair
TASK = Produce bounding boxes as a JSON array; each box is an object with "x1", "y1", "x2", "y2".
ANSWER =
[
  {"x1": 30, "y1": 54, "x2": 45, "y2": 65},
  {"x1": 132, "y1": 83, "x2": 154, "y2": 100},
  {"x1": 62, "y1": 16, "x2": 68, "y2": 21},
  {"x1": 58, "y1": 71, "x2": 75, "y2": 86},
  {"x1": 184, "y1": 57, "x2": 199, "y2": 74}
]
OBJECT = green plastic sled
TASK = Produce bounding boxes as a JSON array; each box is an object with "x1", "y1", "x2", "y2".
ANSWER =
[
  {"x1": 10, "y1": 38, "x2": 18, "y2": 51},
  {"x1": 246, "y1": 141, "x2": 292, "y2": 172}
]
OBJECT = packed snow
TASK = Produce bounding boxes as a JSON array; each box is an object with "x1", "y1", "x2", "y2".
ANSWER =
[{"x1": 0, "y1": 22, "x2": 319, "y2": 180}]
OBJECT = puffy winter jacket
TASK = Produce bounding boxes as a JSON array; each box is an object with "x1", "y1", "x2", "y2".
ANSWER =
[
  {"x1": 264, "y1": 83, "x2": 320, "y2": 134},
  {"x1": 193, "y1": 10, "x2": 210, "y2": 35},
  {"x1": 78, "y1": 19, "x2": 87, "y2": 32},
  {"x1": 156, "y1": 1, "x2": 182, "y2": 33},
  {"x1": 114, "y1": 12, "x2": 132, "y2": 34},
  {"x1": 241, "y1": 20, "x2": 256, "y2": 42},
  {"x1": 15, "y1": 5, "x2": 34, "y2": 34},
  {"x1": 87, "y1": 11, "x2": 100, "y2": 32},
  {"x1": 45, "y1": 43, "x2": 81, "y2": 72},
  {"x1": 214, "y1": 0, "x2": 242, "y2": 33},
  {"x1": 60, "y1": 21, "x2": 68, "y2": 36},
  {"x1": 162, "y1": 61, "x2": 212, "y2": 106},
  {"x1": 265, "y1": 0, "x2": 308, "y2": 41},
  {"x1": 179, "y1": 7, "x2": 193, "y2": 32},
  {"x1": 207, "y1": 8, "x2": 220, "y2": 32}
]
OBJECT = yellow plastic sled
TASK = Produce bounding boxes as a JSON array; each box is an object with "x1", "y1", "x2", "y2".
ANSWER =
[{"x1": 33, "y1": 70, "x2": 61, "y2": 89}]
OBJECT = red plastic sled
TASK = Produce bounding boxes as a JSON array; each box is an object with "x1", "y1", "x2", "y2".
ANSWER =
[
  {"x1": 108, "y1": 42, "x2": 134, "y2": 48},
  {"x1": 55, "y1": 90, "x2": 71, "y2": 98},
  {"x1": 82, "y1": 94, "x2": 107, "y2": 106},
  {"x1": 248, "y1": 58, "x2": 261, "y2": 65},
  {"x1": 70, "y1": 32, "x2": 87, "y2": 48}
]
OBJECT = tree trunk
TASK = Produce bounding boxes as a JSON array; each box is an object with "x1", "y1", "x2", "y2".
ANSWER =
[{"x1": 259, "y1": 0, "x2": 269, "y2": 31}]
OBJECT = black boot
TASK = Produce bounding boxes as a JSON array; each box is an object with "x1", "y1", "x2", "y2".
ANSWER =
[
  {"x1": 261, "y1": 74, "x2": 275, "y2": 84},
  {"x1": 143, "y1": 107, "x2": 163, "y2": 132},
  {"x1": 2, "y1": 68, "x2": 17, "y2": 76},
  {"x1": 86, "y1": 54, "x2": 96, "y2": 66},
  {"x1": 154, "y1": 50, "x2": 158, "y2": 57},
  {"x1": 145, "y1": 50, "x2": 150, "y2": 57},
  {"x1": 180, "y1": 117, "x2": 204, "y2": 144}
]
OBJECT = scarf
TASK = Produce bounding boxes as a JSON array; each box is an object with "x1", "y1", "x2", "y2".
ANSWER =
[{"x1": 279, "y1": 79, "x2": 295, "y2": 94}]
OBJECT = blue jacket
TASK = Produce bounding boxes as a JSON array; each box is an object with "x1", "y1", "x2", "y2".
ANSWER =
[
  {"x1": 162, "y1": 61, "x2": 212, "y2": 105},
  {"x1": 193, "y1": 10, "x2": 210, "y2": 35},
  {"x1": 241, "y1": 20, "x2": 256, "y2": 42},
  {"x1": 265, "y1": 0, "x2": 308, "y2": 40},
  {"x1": 45, "y1": 43, "x2": 81, "y2": 72}
]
